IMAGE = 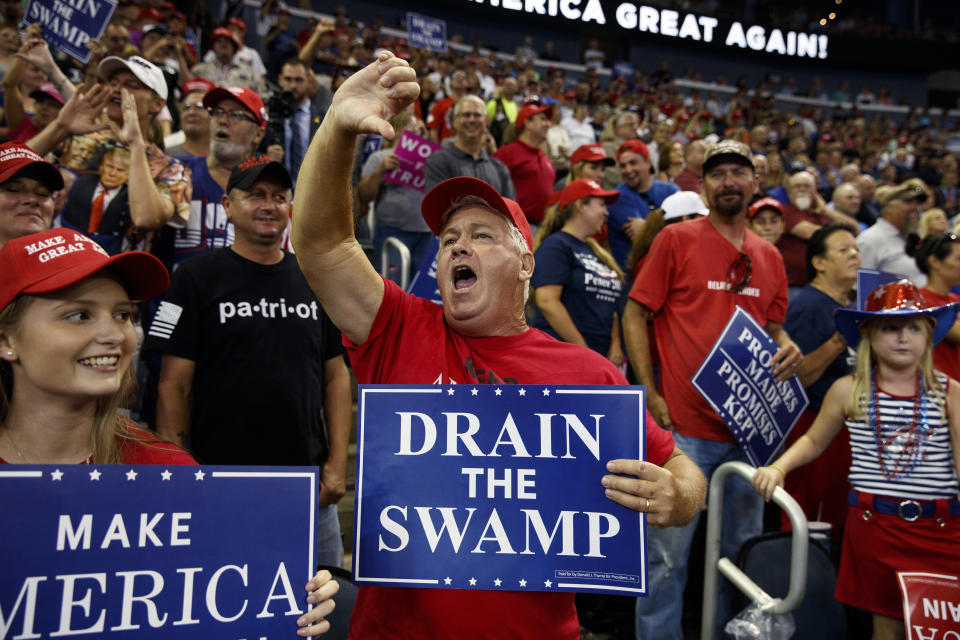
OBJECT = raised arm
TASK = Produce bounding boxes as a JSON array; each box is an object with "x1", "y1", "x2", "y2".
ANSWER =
[
  {"x1": 752, "y1": 375, "x2": 850, "y2": 501},
  {"x1": 291, "y1": 52, "x2": 419, "y2": 345}
]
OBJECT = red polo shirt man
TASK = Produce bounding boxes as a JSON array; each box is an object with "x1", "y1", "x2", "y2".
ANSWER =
[{"x1": 493, "y1": 103, "x2": 556, "y2": 224}]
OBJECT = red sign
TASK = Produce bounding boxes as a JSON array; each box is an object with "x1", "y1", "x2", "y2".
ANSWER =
[{"x1": 899, "y1": 572, "x2": 960, "y2": 640}]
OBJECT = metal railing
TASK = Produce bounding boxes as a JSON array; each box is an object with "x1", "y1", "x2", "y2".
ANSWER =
[
  {"x1": 701, "y1": 461, "x2": 809, "y2": 640},
  {"x1": 380, "y1": 236, "x2": 411, "y2": 291}
]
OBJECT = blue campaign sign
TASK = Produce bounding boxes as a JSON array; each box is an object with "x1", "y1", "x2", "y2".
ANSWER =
[
  {"x1": 0, "y1": 466, "x2": 317, "y2": 638},
  {"x1": 23, "y1": 0, "x2": 117, "y2": 64},
  {"x1": 857, "y1": 268, "x2": 906, "y2": 310},
  {"x1": 613, "y1": 61, "x2": 635, "y2": 78},
  {"x1": 354, "y1": 384, "x2": 650, "y2": 596},
  {"x1": 407, "y1": 236, "x2": 442, "y2": 304},
  {"x1": 406, "y1": 12, "x2": 447, "y2": 52},
  {"x1": 691, "y1": 307, "x2": 809, "y2": 466}
]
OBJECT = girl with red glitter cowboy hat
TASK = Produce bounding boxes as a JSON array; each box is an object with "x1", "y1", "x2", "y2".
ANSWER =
[{"x1": 753, "y1": 278, "x2": 960, "y2": 639}]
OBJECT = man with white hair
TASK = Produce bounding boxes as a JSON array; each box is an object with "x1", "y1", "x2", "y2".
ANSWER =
[
  {"x1": 291, "y1": 51, "x2": 706, "y2": 639},
  {"x1": 778, "y1": 170, "x2": 858, "y2": 289},
  {"x1": 857, "y1": 178, "x2": 929, "y2": 286}
]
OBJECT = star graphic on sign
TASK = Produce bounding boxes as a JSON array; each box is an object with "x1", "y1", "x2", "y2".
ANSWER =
[
  {"x1": 494, "y1": 388, "x2": 502, "y2": 396},
  {"x1": 471, "y1": 388, "x2": 478, "y2": 396},
  {"x1": 518, "y1": 388, "x2": 526, "y2": 396},
  {"x1": 194, "y1": 470, "x2": 206, "y2": 481},
  {"x1": 494, "y1": 578, "x2": 502, "y2": 586},
  {"x1": 518, "y1": 578, "x2": 527, "y2": 587},
  {"x1": 544, "y1": 579, "x2": 553, "y2": 588},
  {"x1": 125, "y1": 469, "x2": 138, "y2": 481},
  {"x1": 447, "y1": 388, "x2": 455, "y2": 396},
  {"x1": 443, "y1": 577, "x2": 452, "y2": 585},
  {"x1": 468, "y1": 577, "x2": 477, "y2": 586},
  {"x1": 542, "y1": 388, "x2": 551, "y2": 396},
  {"x1": 161, "y1": 469, "x2": 172, "y2": 481},
  {"x1": 50, "y1": 469, "x2": 63, "y2": 481},
  {"x1": 89, "y1": 469, "x2": 101, "y2": 481}
]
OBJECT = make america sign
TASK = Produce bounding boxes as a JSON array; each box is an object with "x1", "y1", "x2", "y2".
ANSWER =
[
  {"x1": 354, "y1": 385, "x2": 649, "y2": 595},
  {"x1": 465, "y1": 0, "x2": 829, "y2": 59},
  {"x1": 0, "y1": 466, "x2": 317, "y2": 638}
]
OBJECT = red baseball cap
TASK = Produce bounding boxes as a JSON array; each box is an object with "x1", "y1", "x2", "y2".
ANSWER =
[
  {"x1": 210, "y1": 27, "x2": 240, "y2": 50},
  {"x1": 422, "y1": 177, "x2": 533, "y2": 250},
  {"x1": 557, "y1": 179, "x2": 620, "y2": 210},
  {"x1": 0, "y1": 229, "x2": 169, "y2": 311},
  {"x1": 570, "y1": 144, "x2": 615, "y2": 167},
  {"x1": 182, "y1": 77, "x2": 216, "y2": 96},
  {"x1": 0, "y1": 142, "x2": 63, "y2": 191},
  {"x1": 617, "y1": 139, "x2": 650, "y2": 161},
  {"x1": 747, "y1": 196, "x2": 784, "y2": 220},
  {"x1": 516, "y1": 104, "x2": 552, "y2": 132},
  {"x1": 203, "y1": 86, "x2": 268, "y2": 127},
  {"x1": 226, "y1": 17, "x2": 247, "y2": 33}
]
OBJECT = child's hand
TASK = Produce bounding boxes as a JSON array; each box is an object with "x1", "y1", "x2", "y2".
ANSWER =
[{"x1": 752, "y1": 466, "x2": 785, "y2": 502}]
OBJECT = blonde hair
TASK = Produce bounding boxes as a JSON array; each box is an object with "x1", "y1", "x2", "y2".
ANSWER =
[
  {"x1": 0, "y1": 296, "x2": 142, "y2": 464},
  {"x1": 534, "y1": 200, "x2": 624, "y2": 281},
  {"x1": 845, "y1": 316, "x2": 944, "y2": 420},
  {"x1": 919, "y1": 207, "x2": 948, "y2": 239}
]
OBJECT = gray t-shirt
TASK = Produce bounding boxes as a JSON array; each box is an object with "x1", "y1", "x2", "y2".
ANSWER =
[{"x1": 361, "y1": 149, "x2": 431, "y2": 233}]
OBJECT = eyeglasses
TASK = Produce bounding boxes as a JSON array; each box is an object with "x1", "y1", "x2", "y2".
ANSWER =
[
  {"x1": 726, "y1": 251, "x2": 753, "y2": 294},
  {"x1": 181, "y1": 101, "x2": 205, "y2": 112},
  {"x1": 207, "y1": 107, "x2": 258, "y2": 124}
]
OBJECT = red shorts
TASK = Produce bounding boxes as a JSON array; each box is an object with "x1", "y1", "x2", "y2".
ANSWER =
[{"x1": 834, "y1": 492, "x2": 960, "y2": 618}]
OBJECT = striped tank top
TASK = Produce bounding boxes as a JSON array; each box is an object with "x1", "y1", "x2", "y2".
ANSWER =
[{"x1": 846, "y1": 373, "x2": 958, "y2": 500}]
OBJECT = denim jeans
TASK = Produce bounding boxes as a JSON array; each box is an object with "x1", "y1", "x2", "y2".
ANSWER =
[
  {"x1": 635, "y1": 433, "x2": 762, "y2": 640},
  {"x1": 316, "y1": 503, "x2": 344, "y2": 569}
]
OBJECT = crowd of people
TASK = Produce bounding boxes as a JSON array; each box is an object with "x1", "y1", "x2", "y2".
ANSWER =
[{"x1": 0, "y1": 0, "x2": 958, "y2": 638}]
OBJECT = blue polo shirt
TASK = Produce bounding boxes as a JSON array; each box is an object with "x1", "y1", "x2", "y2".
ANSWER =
[{"x1": 606, "y1": 180, "x2": 679, "y2": 268}]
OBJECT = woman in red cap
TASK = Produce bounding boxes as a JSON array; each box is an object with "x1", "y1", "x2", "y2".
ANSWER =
[
  {"x1": 531, "y1": 179, "x2": 625, "y2": 366},
  {"x1": 0, "y1": 229, "x2": 339, "y2": 636},
  {"x1": 753, "y1": 280, "x2": 960, "y2": 639}
]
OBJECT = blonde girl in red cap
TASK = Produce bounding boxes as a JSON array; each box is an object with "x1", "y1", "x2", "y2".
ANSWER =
[
  {"x1": 753, "y1": 279, "x2": 960, "y2": 640},
  {"x1": 0, "y1": 229, "x2": 338, "y2": 636}
]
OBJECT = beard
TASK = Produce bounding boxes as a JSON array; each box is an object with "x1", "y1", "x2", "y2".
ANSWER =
[
  {"x1": 793, "y1": 194, "x2": 812, "y2": 210},
  {"x1": 211, "y1": 138, "x2": 250, "y2": 165},
  {"x1": 713, "y1": 190, "x2": 744, "y2": 217}
]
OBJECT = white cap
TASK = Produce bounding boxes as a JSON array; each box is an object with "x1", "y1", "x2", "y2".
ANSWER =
[
  {"x1": 661, "y1": 190, "x2": 709, "y2": 222},
  {"x1": 98, "y1": 56, "x2": 168, "y2": 102}
]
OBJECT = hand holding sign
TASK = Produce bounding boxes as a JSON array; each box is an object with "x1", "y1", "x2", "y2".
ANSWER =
[
  {"x1": 769, "y1": 338, "x2": 804, "y2": 382},
  {"x1": 326, "y1": 52, "x2": 419, "y2": 141},
  {"x1": 296, "y1": 569, "x2": 340, "y2": 637},
  {"x1": 603, "y1": 459, "x2": 677, "y2": 527}
]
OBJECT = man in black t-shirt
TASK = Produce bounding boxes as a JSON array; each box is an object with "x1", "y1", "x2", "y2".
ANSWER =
[{"x1": 145, "y1": 156, "x2": 351, "y2": 568}]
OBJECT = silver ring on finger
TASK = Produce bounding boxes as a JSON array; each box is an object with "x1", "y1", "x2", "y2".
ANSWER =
[{"x1": 644, "y1": 497, "x2": 651, "y2": 512}]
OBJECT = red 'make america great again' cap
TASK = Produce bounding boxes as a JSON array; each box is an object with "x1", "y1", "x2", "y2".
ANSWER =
[{"x1": 0, "y1": 229, "x2": 169, "y2": 311}]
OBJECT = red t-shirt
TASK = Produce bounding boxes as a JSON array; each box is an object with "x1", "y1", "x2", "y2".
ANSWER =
[
  {"x1": 630, "y1": 216, "x2": 789, "y2": 442},
  {"x1": 345, "y1": 278, "x2": 675, "y2": 640},
  {"x1": 426, "y1": 97, "x2": 455, "y2": 142},
  {"x1": 776, "y1": 204, "x2": 829, "y2": 286},
  {"x1": 672, "y1": 168, "x2": 702, "y2": 194},
  {"x1": 921, "y1": 288, "x2": 960, "y2": 382},
  {"x1": 0, "y1": 423, "x2": 197, "y2": 465},
  {"x1": 493, "y1": 140, "x2": 557, "y2": 223}
]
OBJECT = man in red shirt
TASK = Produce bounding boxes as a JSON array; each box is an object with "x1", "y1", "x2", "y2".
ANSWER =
[
  {"x1": 292, "y1": 52, "x2": 707, "y2": 640},
  {"x1": 672, "y1": 139, "x2": 706, "y2": 194},
  {"x1": 426, "y1": 68, "x2": 468, "y2": 143},
  {"x1": 777, "y1": 170, "x2": 858, "y2": 289},
  {"x1": 493, "y1": 103, "x2": 557, "y2": 226},
  {"x1": 623, "y1": 140, "x2": 803, "y2": 640}
]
